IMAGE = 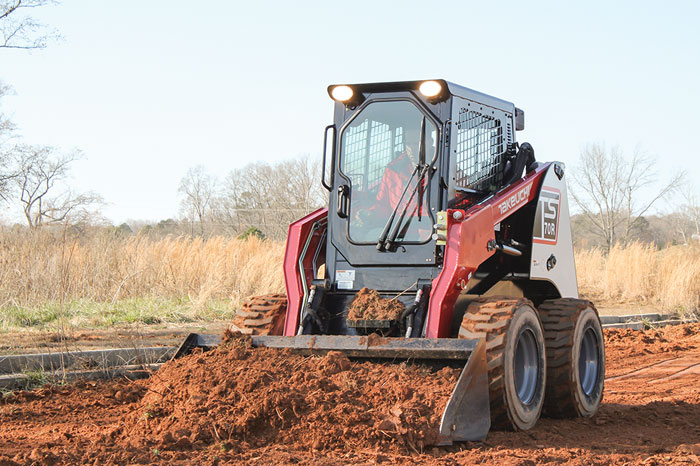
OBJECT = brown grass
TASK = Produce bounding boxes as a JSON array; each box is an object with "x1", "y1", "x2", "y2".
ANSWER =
[
  {"x1": 0, "y1": 230, "x2": 285, "y2": 311},
  {"x1": 0, "y1": 231, "x2": 698, "y2": 330},
  {"x1": 576, "y1": 241, "x2": 700, "y2": 317}
]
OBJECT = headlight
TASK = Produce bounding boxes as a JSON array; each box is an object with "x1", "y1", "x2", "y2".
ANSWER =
[
  {"x1": 419, "y1": 80, "x2": 442, "y2": 98},
  {"x1": 330, "y1": 85, "x2": 354, "y2": 102}
]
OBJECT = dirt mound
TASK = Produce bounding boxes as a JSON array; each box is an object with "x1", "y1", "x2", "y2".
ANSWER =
[
  {"x1": 347, "y1": 287, "x2": 406, "y2": 321},
  {"x1": 83, "y1": 334, "x2": 456, "y2": 462}
]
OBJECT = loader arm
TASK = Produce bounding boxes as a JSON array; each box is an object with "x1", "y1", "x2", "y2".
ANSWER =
[{"x1": 426, "y1": 163, "x2": 550, "y2": 338}]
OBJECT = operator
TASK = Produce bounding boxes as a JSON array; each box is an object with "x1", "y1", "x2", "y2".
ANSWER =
[
  {"x1": 371, "y1": 145, "x2": 421, "y2": 217},
  {"x1": 353, "y1": 125, "x2": 432, "y2": 240}
]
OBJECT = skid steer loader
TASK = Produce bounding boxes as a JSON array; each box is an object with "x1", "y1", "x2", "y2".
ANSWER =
[{"x1": 177, "y1": 80, "x2": 605, "y2": 444}]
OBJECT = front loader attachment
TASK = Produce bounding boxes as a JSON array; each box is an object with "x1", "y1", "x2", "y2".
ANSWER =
[{"x1": 173, "y1": 334, "x2": 490, "y2": 444}]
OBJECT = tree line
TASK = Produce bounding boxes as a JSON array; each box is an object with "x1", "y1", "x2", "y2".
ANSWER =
[
  {"x1": 176, "y1": 156, "x2": 327, "y2": 239},
  {"x1": 569, "y1": 143, "x2": 692, "y2": 250}
]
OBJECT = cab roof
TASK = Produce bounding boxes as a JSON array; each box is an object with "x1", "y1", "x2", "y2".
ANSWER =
[{"x1": 327, "y1": 79, "x2": 516, "y2": 113}]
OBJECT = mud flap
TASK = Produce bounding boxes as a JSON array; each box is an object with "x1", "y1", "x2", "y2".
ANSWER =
[{"x1": 173, "y1": 333, "x2": 490, "y2": 443}]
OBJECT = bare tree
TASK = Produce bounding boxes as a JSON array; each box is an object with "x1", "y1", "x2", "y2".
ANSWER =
[
  {"x1": 0, "y1": 1, "x2": 60, "y2": 198},
  {"x1": 11, "y1": 145, "x2": 102, "y2": 229},
  {"x1": 212, "y1": 154, "x2": 327, "y2": 238},
  {"x1": 569, "y1": 143, "x2": 684, "y2": 251},
  {"x1": 0, "y1": 0, "x2": 59, "y2": 50},
  {"x1": 0, "y1": 83, "x2": 16, "y2": 200},
  {"x1": 178, "y1": 165, "x2": 215, "y2": 235},
  {"x1": 283, "y1": 155, "x2": 328, "y2": 213},
  {"x1": 672, "y1": 184, "x2": 700, "y2": 244},
  {"x1": 0, "y1": 83, "x2": 11, "y2": 137},
  {"x1": 0, "y1": 0, "x2": 60, "y2": 193}
]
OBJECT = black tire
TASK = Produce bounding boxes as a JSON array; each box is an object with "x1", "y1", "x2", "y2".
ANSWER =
[
  {"x1": 459, "y1": 297, "x2": 547, "y2": 430},
  {"x1": 231, "y1": 294, "x2": 287, "y2": 335},
  {"x1": 539, "y1": 298, "x2": 605, "y2": 418}
]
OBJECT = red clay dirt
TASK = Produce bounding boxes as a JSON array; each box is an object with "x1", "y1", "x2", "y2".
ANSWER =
[
  {"x1": 2, "y1": 324, "x2": 700, "y2": 465},
  {"x1": 347, "y1": 287, "x2": 406, "y2": 322}
]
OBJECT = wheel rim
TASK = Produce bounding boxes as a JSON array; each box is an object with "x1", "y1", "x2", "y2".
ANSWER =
[
  {"x1": 514, "y1": 328, "x2": 539, "y2": 405},
  {"x1": 579, "y1": 327, "x2": 600, "y2": 397}
]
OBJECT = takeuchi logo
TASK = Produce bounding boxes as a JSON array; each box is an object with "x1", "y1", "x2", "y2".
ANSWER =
[{"x1": 498, "y1": 183, "x2": 532, "y2": 216}]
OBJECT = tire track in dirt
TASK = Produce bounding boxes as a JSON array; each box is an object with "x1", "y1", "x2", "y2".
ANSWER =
[{"x1": 606, "y1": 353, "x2": 700, "y2": 382}]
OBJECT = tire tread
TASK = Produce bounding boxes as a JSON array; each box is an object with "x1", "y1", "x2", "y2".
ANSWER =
[
  {"x1": 231, "y1": 294, "x2": 287, "y2": 335},
  {"x1": 539, "y1": 298, "x2": 601, "y2": 418},
  {"x1": 459, "y1": 296, "x2": 535, "y2": 430}
]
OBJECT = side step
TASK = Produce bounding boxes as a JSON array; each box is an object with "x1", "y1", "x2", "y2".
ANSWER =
[{"x1": 173, "y1": 333, "x2": 490, "y2": 444}]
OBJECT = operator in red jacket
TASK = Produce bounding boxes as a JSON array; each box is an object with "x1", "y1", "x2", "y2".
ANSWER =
[
  {"x1": 353, "y1": 126, "x2": 432, "y2": 242},
  {"x1": 372, "y1": 146, "x2": 421, "y2": 217}
]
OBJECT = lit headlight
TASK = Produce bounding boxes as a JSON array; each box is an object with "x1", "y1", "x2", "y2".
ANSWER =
[
  {"x1": 331, "y1": 85, "x2": 354, "y2": 102},
  {"x1": 419, "y1": 80, "x2": 442, "y2": 98}
]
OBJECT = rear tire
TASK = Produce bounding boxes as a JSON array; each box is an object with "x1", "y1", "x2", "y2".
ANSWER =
[
  {"x1": 539, "y1": 298, "x2": 605, "y2": 418},
  {"x1": 459, "y1": 297, "x2": 546, "y2": 430},
  {"x1": 231, "y1": 294, "x2": 287, "y2": 335}
]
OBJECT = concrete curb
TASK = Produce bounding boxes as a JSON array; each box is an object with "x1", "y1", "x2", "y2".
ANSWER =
[
  {"x1": 0, "y1": 363, "x2": 163, "y2": 391},
  {"x1": 602, "y1": 319, "x2": 695, "y2": 330},
  {"x1": 599, "y1": 313, "x2": 673, "y2": 325},
  {"x1": 0, "y1": 346, "x2": 175, "y2": 376}
]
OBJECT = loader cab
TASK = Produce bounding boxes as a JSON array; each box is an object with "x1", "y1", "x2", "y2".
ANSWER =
[{"x1": 324, "y1": 80, "x2": 520, "y2": 295}]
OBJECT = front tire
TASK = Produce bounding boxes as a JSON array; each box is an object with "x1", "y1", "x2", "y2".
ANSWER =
[
  {"x1": 539, "y1": 298, "x2": 605, "y2": 418},
  {"x1": 460, "y1": 297, "x2": 547, "y2": 430},
  {"x1": 231, "y1": 294, "x2": 287, "y2": 335}
]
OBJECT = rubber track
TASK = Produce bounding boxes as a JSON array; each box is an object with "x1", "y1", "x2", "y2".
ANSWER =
[
  {"x1": 231, "y1": 294, "x2": 287, "y2": 335},
  {"x1": 538, "y1": 298, "x2": 597, "y2": 417},
  {"x1": 459, "y1": 296, "x2": 534, "y2": 430}
]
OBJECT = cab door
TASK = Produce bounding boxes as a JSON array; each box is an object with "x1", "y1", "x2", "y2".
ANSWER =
[{"x1": 327, "y1": 97, "x2": 444, "y2": 289}]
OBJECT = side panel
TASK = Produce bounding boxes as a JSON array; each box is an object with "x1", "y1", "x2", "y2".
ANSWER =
[
  {"x1": 283, "y1": 208, "x2": 328, "y2": 336},
  {"x1": 529, "y1": 164, "x2": 578, "y2": 297}
]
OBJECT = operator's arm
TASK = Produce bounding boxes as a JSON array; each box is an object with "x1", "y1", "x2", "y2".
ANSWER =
[
  {"x1": 354, "y1": 167, "x2": 397, "y2": 226},
  {"x1": 370, "y1": 168, "x2": 400, "y2": 216}
]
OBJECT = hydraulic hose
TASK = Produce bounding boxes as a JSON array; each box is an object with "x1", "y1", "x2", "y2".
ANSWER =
[{"x1": 401, "y1": 288, "x2": 424, "y2": 338}]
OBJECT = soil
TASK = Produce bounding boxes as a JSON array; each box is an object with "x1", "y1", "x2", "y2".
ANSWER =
[
  {"x1": 347, "y1": 288, "x2": 406, "y2": 321},
  {"x1": 1, "y1": 323, "x2": 700, "y2": 465}
]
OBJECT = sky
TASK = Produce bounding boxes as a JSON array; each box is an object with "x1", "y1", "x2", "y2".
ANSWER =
[{"x1": 1, "y1": 0, "x2": 699, "y2": 224}]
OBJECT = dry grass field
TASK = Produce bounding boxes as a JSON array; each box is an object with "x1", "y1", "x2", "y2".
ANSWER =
[
  {"x1": 0, "y1": 232, "x2": 698, "y2": 331},
  {"x1": 0, "y1": 231, "x2": 285, "y2": 330},
  {"x1": 576, "y1": 241, "x2": 700, "y2": 317}
]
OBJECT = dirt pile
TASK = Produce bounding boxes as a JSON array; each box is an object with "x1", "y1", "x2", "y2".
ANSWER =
[
  {"x1": 347, "y1": 287, "x2": 406, "y2": 321},
  {"x1": 117, "y1": 335, "x2": 456, "y2": 453}
]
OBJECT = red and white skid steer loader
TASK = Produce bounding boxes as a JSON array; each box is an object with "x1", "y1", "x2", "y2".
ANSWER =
[{"x1": 177, "y1": 80, "x2": 605, "y2": 444}]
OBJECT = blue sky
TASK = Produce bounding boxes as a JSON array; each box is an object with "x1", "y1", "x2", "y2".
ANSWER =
[{"x1": 1, "y1": 1, "x2": 699, "y2": 223}]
